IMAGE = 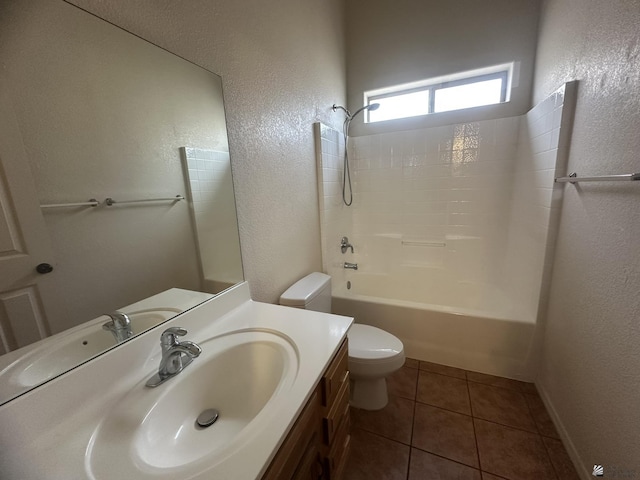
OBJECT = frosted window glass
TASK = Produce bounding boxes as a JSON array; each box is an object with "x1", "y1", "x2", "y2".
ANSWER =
[
  {"x1": 368, "y1": 90, "x2": 430, "y2": 122},
  {"x1": 433, "y1": 78, "x2": 503, "y2": 113}
]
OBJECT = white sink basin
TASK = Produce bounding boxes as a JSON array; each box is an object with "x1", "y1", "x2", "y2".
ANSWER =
[
  {"x1": 0, "y1": 308, "x2": 180, "y2": 394},
  {"x1": 87, "y1": 329, "x2": 299, "y2": 478}
]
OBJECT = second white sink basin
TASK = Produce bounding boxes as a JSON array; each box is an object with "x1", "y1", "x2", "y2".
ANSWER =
[
  {"x1": 87, "y1": 329, "x2": 299, "y2": 478},
  {"x1": 0, "y1": 308, "x2": 181, "y2": 395}
]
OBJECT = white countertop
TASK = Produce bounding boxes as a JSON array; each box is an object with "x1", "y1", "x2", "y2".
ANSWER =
[{"x1": 0, "y1": 282, "x2": 353, "y2": 479}]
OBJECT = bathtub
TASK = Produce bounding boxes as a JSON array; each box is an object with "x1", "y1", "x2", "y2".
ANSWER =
[{"x1": 331, "y1": 271, "x2": 538, "y2": 380}]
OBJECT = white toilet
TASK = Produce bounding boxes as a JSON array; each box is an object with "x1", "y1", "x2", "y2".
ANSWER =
[{"x1": 280, "y1": 272, "x2": 405, "y2": 410}]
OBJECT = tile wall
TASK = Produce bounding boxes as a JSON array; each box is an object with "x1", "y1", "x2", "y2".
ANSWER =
[
  {"x1": 314, "y1": 123, "x2": 350, "y2": 273},
  {"x1": 315, "y1": 83, "x2": 573, "y2": 323},
  {"x1": 182, "y1": 147, "x2": 243, "y2": 292},
  {"x1": 504, "y1": 83, "x2": 573, "y2": 320},
  {"x1": 349, "y1": 117, "x2": 519, "y2": 289}
]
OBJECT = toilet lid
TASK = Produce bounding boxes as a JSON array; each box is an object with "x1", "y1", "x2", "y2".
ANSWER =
[{"x1": 347, "y1": 324, "x2": 404, "y2": 361}]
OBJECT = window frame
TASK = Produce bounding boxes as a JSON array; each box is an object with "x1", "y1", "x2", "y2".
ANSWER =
[{"x1": 364, "y1": 63, "x2": 513, "y2": 123}]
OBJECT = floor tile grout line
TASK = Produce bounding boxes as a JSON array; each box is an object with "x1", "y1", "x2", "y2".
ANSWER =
[
  {"x1": 521, "y1": 390, "x2": 561, "y2": 440},
  {"x1": 351, "y1": 362, "x2": 563, "y2": 480},
  {"x1": 522, "y1": 389, "x2": 544, "y2": 436},
  {"x1": 406, "y1": 364, "x2": 420, "y2": 480},
  {"x1": 412, "y1": 358, "x2": 538, "y2": 394},
  {"x1": 405, "y1": 360, "x2": 562, "y2": 480},
  {"x1": 466, "y1": 376, "x2": 483, "y2": 474},
  {"x1": 466, "y1": 378, "x2": 528, "y2": 393},
  {"x1": 467, "y1": 384, "x2": 539, "y2": 433},
  {"x1": 413, "y1": 397, "x2": 541, "y2": 436},
  {"x1": 352, "y1": 425, "x2": 486, "y2": 476},
  {"x1": 350, "y1": 424, "x2": 412, "y2": 447},
  {"x1": 349, "y1": 425, "x2": 416, "y2": 474},
  {"x1": 472, "y1": 416, "x2": 548, "y2": 436},
  {"x1": 422, "y1": 364, "x2": 526, "y2": 389},
  {"x1": 522, "y1": 391, "x2": 560, "y2": 480},
  {"x1": 410, "y1": 443, "x2": 483, "y2": 472},
  {"x1": 481, "y1": 469, "x2": 513, "y2": 480},
  {"x1": 541, "y1": 434, "x2": 562, "y2": 480},
  {"x1": 418, "y1": 368, "x2": 466, "y2": 383},
  {"x1": 405, "y1": 440, "x2": 413, "y2": 479},
  {"x1": 417, "y1": 364, "x2": 532, "y2": 396}
]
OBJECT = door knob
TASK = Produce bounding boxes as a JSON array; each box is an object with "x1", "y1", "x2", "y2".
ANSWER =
[{"x1": 36, "y1": 263, "x2": 54, "y2": 274}]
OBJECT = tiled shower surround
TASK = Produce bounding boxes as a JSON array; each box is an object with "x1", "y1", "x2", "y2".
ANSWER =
[
  {"x1": 181, "y1": 147, "x2": 243, "y2": 293},
  {"x1": 316, "y1": 84, "x2": 573, "y2": 327}
]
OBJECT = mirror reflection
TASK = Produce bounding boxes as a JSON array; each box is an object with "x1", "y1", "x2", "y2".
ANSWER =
[{"x1": 0, "y1": 0, "x2": 243, "y2": 405}]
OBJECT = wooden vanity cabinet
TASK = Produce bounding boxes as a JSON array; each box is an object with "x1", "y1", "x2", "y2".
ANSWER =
[
  {"x1": 262, "y1": 339, "x2": 350, "y2": 480},
  {"x1": 320, "y1": 339, "x2": 350, "y2": 479}
]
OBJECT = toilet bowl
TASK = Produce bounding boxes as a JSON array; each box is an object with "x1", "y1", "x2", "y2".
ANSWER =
[
  {"x1": 347, "y1": 323, "x2": 405, "y2": 410},
  {"x1": 280, "y1": 272, "x2": 404, "y2": 410}
]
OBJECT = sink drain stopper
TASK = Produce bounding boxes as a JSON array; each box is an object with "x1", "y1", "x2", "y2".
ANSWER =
[{"x1": 196, "y1": 408, "x2": 220, "y2": 427}]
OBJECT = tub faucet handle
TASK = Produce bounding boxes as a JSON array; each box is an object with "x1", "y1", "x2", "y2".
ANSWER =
[
  {"x1": 341, "y1": 236, "x2": 354, "y2": 254},
  {"x1": 344, "y1": 262, "x2": 358, "y2": 270}
]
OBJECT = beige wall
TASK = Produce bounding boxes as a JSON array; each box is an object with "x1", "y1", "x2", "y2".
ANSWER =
[
  {"x1": 345, "y1": 0, "x2": 541, "y2": 136},
  {"x1": 66, "y1": 0, "x2": 347, "y2": 303},
  {"x1": 533, "y1": 0, "x2": 640, "y2": 474}
]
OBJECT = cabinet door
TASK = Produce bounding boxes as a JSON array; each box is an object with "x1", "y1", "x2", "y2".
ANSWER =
[
  {"x1": 321, "y1": 339, "x2": 348, "y2": 407},
  {"x1": 292, "y1": 430, "x2": 324, "y2": 480},
  {"x1": 262, "y1": 388, "x2": 321, "y2": 480},
  {"x1": 320, "y1": 339, "x2": 351, "y2": 480}
]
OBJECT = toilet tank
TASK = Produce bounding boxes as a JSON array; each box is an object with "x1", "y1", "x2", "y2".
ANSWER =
[{"x1": 279, "y1": 272, "x2": 331, "y2": 313}]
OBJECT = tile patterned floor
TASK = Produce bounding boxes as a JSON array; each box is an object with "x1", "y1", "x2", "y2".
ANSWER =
[{"x1": 344, "y1": 359, "x2": 580, "y2": 480}]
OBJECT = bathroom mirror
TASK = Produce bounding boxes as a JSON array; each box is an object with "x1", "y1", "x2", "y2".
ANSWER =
[{"x1": 0, "y1": 0, "x2": 243, "y2": 405}]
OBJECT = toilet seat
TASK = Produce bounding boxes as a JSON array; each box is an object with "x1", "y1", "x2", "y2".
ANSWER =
[
  {"x1": 347, "y1": 324, "x2": 405, "y2": 377},
  {"x1": 348, "y1": 324, "x2": 403, "y2": 362},
  {"x1": 278, "y1": 272, "x2": 405, "y2": 410}
]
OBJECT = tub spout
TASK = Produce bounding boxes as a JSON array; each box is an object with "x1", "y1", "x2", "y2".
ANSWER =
[{"x1": 344, "y1": 262, "x2": 358, "y2": 270}]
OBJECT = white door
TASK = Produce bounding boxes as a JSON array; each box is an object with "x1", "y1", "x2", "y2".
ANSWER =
[{"x1": 0, "y1": 82, "x2": 55, "y2": 354}]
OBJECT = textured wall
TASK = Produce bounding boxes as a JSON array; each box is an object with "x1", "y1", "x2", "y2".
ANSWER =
[
  {"x1": 67, "y1": 0, "x2": 347, "y2": 303},
  {"x1": 345, "y1": 0, "x2": 541, "y2": 136},
  {"x1": 533, "y1": 0, "x2": 640, "y2": 474}
]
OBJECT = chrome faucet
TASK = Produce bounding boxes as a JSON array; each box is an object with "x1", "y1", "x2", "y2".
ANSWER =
[
  {"x1": 340, "y1": 236, "x2": 354, "y2": 254},
  {"x1": 146, "y1": 327, "x2": 202, "y2": 387},
  {"x1": 102, "y1": 311, "x2": 132, "y2": 342},
  {"x1": 344, "y1": 262, "x2": 358, "y2": 270}
]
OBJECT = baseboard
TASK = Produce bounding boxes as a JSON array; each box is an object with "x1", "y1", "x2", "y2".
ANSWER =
[{"x1": 536, "y1": 382, "x2": 591, "y2": 480}]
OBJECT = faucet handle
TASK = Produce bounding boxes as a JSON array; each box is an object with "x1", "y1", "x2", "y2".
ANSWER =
[
  {"x1": 160, "y1": 327, "x2": 187, "y2": 348},
  {"x1": 163, "y1": 327, "x2": 187, "y2": 336},
  {"x1": 340, "y1": 236, "x2": 354, "y2": 254}
]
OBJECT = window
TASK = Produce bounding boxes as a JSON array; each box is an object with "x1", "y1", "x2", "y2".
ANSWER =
[{"x1": 365, "y1": 63, "x2": 513, "y2": 123}]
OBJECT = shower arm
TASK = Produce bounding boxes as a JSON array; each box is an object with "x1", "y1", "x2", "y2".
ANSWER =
[
  {"x1": 332, "y1": 103, "x2": 380, "y2": 121},
  {"x1": 332, "y1": 104, "x2": 351, "y2": 118}
]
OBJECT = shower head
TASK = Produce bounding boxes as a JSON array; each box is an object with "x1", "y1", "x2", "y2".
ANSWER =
[
  {"x1": 332, "y1": 102, "x2": 381, "y2": 120},
  {"x1": 350, "y1": 103, "x2": 380, "y2": 120}
]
